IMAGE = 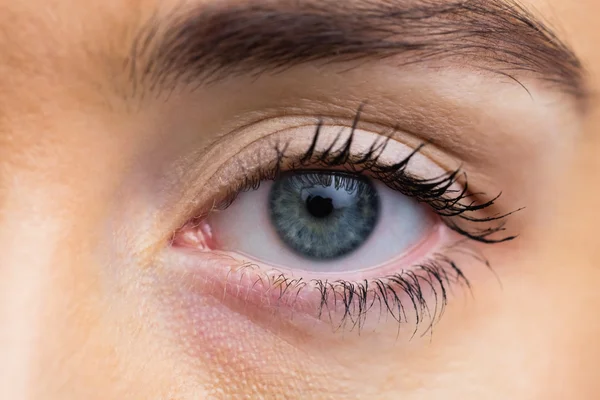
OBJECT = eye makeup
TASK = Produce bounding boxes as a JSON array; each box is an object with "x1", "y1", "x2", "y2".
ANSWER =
[{"x1": 165, "y1": 108, "x2": 518, "y2": 334}]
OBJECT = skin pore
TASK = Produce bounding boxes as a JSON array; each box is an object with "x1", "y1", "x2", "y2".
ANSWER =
[{"x1": 1, "y1": 0, "x2": 600, "y2": 399}]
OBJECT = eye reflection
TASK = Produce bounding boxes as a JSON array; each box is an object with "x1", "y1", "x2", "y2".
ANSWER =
[{"x1": 269, "y1": 172, "x2": 380, "y2": 260}]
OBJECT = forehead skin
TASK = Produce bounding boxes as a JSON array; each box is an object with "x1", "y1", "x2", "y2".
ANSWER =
[{"x1": 0, "y1": 1, "x2": 600, "y2": 400}]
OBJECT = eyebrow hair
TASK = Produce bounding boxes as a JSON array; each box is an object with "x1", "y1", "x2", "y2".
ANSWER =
[{"x1": 127, "y1": 0, "x2": 586, "y2": 101}]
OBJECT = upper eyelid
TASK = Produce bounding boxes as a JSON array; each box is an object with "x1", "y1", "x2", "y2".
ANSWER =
[
  {"x1": 185, "y1": 118, "x2": 517, "y2": 245},
  {"x1": 160, "y1": 104, "x2": 524, "y2": 240},
  {"x1": 185, "y1": 123, "x2": 439, "y2": 209},
  {"x1": 186, "y1": 111, "x2": 457, "y2": 185},
  {"x1": 154, "y1": 117, "x2": 429, "y2": 235}
]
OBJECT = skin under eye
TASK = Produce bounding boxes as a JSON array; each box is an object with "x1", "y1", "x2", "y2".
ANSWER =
[{"x1": 206, "y1": 171, "x2": 437, "y2": 273}]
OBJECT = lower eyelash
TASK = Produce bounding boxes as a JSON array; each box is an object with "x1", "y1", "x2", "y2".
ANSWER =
[
  {"x1": 314, "y1": 257, "x2": 460, "y2": 334},
  {"x1": 207, "y1": 241, "x2": 488, "y2": 335}
]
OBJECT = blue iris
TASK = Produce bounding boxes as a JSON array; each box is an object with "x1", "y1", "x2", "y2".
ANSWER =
[{"x1": 268, "y1": 172, "x2": 380, "y2": 260}]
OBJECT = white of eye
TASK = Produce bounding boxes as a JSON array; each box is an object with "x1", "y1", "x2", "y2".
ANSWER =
[{"x1": 207, "y1": 178, "x2": 435, "y2": 273}]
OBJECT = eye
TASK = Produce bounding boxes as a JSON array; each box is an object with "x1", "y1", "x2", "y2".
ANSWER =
[
  {"x1": 170, "y1": 115, "x2": 517, "y2": 332},
  {"x1": 207, "y1": 171, "x2": 436, "y2": 272}
]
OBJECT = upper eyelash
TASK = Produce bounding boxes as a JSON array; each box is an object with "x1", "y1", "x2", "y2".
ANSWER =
[{"x1": 219, "y1": 107, "x2": 519, "y2": 244}]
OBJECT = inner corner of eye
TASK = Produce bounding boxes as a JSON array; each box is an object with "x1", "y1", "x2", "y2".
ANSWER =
[{"x1": 172, "y1": 219, "x2": 217, "y2": 252}]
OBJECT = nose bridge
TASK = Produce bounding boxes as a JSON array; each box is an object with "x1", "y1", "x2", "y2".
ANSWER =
[
  {"x1": 0, "y1": 103, "x2": 149, "y2": 397},
  {"x1": 0, "y1": 135, "x2": 108, "y2": 399}
]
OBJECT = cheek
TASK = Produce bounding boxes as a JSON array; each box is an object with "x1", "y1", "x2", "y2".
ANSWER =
[{"x1": 148, "y1": 263, "x2": 357, "y2": 399}]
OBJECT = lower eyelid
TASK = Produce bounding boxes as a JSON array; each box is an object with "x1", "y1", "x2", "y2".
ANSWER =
[{"x1": 166, "y1": 224, "x2": 476, "y2": 333}]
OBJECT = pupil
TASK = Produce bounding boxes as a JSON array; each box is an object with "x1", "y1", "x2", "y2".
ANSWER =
[
  {"x1": 269, "y1": 171, "x2": 380, "y2": 260},
  {"x1": 306, "y1": 195, "x2": 334, "y2": 218}
]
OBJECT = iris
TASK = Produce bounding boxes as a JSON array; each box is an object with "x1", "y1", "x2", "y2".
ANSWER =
[{"x1": 268, "y1": 172, "x2": 380, "y2": 260}]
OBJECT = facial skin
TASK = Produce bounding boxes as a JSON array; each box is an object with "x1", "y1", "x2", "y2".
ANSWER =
[{"x1": 1, "y1": 0, "x2": 600, "y2": 399}]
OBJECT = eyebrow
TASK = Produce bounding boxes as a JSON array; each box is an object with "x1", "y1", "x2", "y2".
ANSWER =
[{"x1": 127, "y1": 0, "x2": 586, "y2": 101}]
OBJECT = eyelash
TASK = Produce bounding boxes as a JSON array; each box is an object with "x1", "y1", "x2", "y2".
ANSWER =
[
  {"x1": 251, "y1": 249, "x2": 479, "y2": 335},
  {"x1": 182, "y1": 109, "x2": 517, "y2": 333}
]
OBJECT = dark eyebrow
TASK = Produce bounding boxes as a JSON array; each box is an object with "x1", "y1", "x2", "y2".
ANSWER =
[{"x1": 127, "y1": 0, "x2": 586, "y2": 101}]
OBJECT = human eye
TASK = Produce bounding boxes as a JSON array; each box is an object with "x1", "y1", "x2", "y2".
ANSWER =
[{"x1": 166, "y1": 107, "x2": 518, "y2": 334}]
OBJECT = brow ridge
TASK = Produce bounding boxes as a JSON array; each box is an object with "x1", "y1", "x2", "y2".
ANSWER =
[{"x1": 127, "y1": 0, "x2": 586, "y2": 101}]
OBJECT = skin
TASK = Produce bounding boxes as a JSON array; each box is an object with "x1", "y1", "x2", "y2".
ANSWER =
[{"x1": 1, "y1": 0, "x2": 600, "y2": 399}]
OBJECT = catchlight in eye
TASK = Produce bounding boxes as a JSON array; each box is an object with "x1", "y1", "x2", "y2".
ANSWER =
[{"x1": 269, "y1": 171, "x2": 379, "y2": 260}]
